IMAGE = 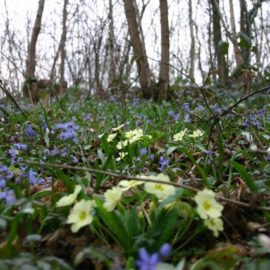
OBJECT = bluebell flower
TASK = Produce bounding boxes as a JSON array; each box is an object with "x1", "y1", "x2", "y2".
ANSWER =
[
  {"x1": 159, "y1": 156, "x2": 169, "y2": 171},
  {"x1": 26, "y1": 168, "x2": 44, "y2": 185},
  {"x1": 183, "y1": 103, "x2": 190, "y2": 113},
  {"x1": 0, "y1": 165, "x2": 14, "y2": 185},
  {"x1": 0, "y1": 178, "x2": 6, "y2": 189},
  {"x1": 84, "y1": 114, "x2": 93, "y2": 121},
  {"x1": 173, "y1": 113, "x2": 180, "y2": 122},
  {"x1": 149, "y1": 154, "x2": 154, "y2": 161},
  {"x1": 18, "y1": 167, "x2": 44, "y2": 185},
  {"x1": 136, "y1": 248, "x2": 160, "y2": 270},
  {"x1": 168, "y1": 110, "x2": 175, "y2": 117},
  {"x1": 45, "y1": 145, "x2": 60, "y2": 157},
  {"x1": 25, "y1": 123, "x2": 36, "y2": 137},
  {"x1": 14, "y1": 143, "x2": 28, "y2": 152},
  {"x1": 184, "y1": 113, "x2": 191, "y2": 123},
  {"x1": 140, "y1": 148, "x2": 148, "y2": 156},
  {"x1": 159, "y1": 243, "x2": 171, "y2": 257},
  {"x1": 136, "y1": 243, "x2": 171, "y2": 270},
  {"x1": 0, "y1": 189, "x2": 16, "y2": 204},
  {"x1": 41, "y1": 119, "x2": 48, "y2": 130},
  {"x1": 54, "y1": 121, "x2": 78, "y2": 143}
]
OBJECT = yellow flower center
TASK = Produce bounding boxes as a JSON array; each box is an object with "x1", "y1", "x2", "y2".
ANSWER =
[
  {"x1": 79, "y1": 211, "x2": 87, "y2": 220},
  {"x1": 155, "y1": 184, "x2": 164, "y2": 191},
  {"x1": 203, "y1": 201, "x2": 211, "y2": 211}
]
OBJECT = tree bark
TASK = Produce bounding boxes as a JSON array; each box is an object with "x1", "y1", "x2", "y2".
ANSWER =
[
  {"x1": 157, "y1": 0, "x2": 170, "y2": 101},
  {"x1": 229, "y1": 0, "x2": 244, "y2": 67},
  {"x1": 188, "y1": 0, "x2": 195, "y2": 82},
  {"x1": 123, "y1": 0, "x2": 152, "y2": 98},
  {"x1": 209, "y1": 0, "x2": 228, "y2": 86},
  {"x1": 59, "y1": 0, "x2": 68, "y2": 90},
  {"x1": 108, "y1": 0, "x2": 116, "y2": 87},
  {"x1": 25, "y1": 0, "x2": 45, "y2": 80}
]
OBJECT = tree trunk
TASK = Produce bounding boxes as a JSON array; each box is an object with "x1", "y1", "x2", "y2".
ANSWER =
[
  {"x1": 229, "y1": 0, "x2": 244, "y2": 67},
  {"x1": 188, "y1": 0, "x2": 195, "y2": 82},
  {"x1": 209, "y1": 0, "x2": 228, "y2": 86},
  {"x1": 25, "y1": 0, "x2": 45, "y2": 80},
  {"x1": 123, "y1": 0, "x2": 152, "y2": 98},
  {"x1": 108, "y1": 0, "x2": 116, "y2": 88},
  {"x1": 157, "y1": 0, "x2": 170, "y2": 101},
  {"x1": 59, "y1": 0, "x2": 68, "y2": 91},
  {"x1": 240, "y1": 0, "x2": 250, "y2": 65}
]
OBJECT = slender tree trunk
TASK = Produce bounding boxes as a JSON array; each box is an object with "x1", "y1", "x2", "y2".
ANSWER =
[
  {"x1": 123, "y1": 0, "x2": 152, "y2": 98},
  {"x1": 157, "y1": 0, "x2": 170, "y2": 101},
  {"x1": 25, "y1": 0, "x2": 45, "y2": 79},
  {"x1": 59, "y1": 0, "x2": 68, "y2": 90},
  {"x1": 209, "y1": 0, "x2": 228, "y2": 86},
  {"x1": 228, "y1": 0, "x2": 244, "y2": 67},
  {"x1": 188, "y1": 0, "x2": 195, "y2": 82},
  {"x1": 108, "y1": 0, "x2": 116, "y2": 87}
]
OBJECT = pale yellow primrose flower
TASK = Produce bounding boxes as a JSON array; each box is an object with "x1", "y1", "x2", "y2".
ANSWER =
[
  {"x1": 116, "y1": 152, "x2": 128, "y2": 161},
  {"x1": 118, "y1": 179, "x2": 143, "y2": 191},
  {"x1": 125, "y1": 128, "x2": 143, "y2": 140},
  {"x1": 144, "y1": 174, "x2": 176, "y2": 200},
  {"x1": 103, "y1": 187, "x2": 123, "y2": 211},
  {"x1": 116, "y1": 140, "x2": 128, "y2": 150},
  {"x1": 56, "y1": 185, "x2": 82, "y2": 207},
  {"x1": 194, "y1": 189, "x2": 223, "y2": 219},
  {"x1": 189, "y1": 129, "x2": 204, "y2": 139},
  {"x1": 107, "y1": 133, "x2": 117, "y2": 142},
  {"x1": 67, "y1": 199, "x2": 93, "y2": 233},
  {"x1": 204, "y1": 217, "x2": 224, "y2": 237},
  {"x1": 173, "y1": 128, "x2": 187, "y2": 142}
]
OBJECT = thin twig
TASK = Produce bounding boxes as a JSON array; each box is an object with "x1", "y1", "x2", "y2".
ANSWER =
[
  {"x1": 23, "y1": 160, "x2": 270, "y2": 211},
  {"x1": 0, "y1": 80, "x2": 27, "y2": 118}
]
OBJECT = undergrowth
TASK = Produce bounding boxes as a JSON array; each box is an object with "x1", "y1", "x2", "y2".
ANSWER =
[{"x1": 0, "y1": 90, "x2": 270, "y2": 270}]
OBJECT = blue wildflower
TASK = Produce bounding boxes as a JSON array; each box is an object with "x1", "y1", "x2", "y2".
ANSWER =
[
  {"x1": 136, "y1": 243, "x2": 171, "y2": 270},
  {"x1": 159, "y1": 156, "x2": 169, "y2": 171},
  {"x1": 14, "y1": 143, "x2": 28, "y2": 152},
  {"x1": 25, "y1": 123, "x2": 36, "y2": 137},
  {"x1": 159, "y1": 243, "x2": 172, "y2": 257},
  {"x1": 26, "y1": 168, "x2": 44, "y2": 185},
  {"x1": 149, "y1": 154, "x2": 154, "y2": 161},
  {"x1": 41, "y1": 119, "x2": 48, "y2": 130},
  {"x1": 140, "y1": 148, "x2": 148, "y2": 156},
  {"x1": 54, "y1": 121, "x2": 78, "y2": 143},
  {"x1": 0, "y1": 189, "x2": 16, "y2": 204},
  {"x1": 182, "y1": 103, "x2": 190, "y2": 113},
  {"x1": 136, "y1": 248, "x2": 160, "y2": 270}
]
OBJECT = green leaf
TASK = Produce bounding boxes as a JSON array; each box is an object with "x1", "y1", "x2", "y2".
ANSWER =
[
  {"x1": 218, "y1": 41, "x2": 229, "y2": 55},
  {"x1": 238, "y1": 32, "x2": 252, "y2": 49},
  {"x1": 231, "y1": 160, "x2": 257, "y2": 192}
]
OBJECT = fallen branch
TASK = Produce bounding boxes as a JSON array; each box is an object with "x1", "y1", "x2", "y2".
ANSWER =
[{"x1": 24, "y1": 160, "x2": 270, "y2": 212}]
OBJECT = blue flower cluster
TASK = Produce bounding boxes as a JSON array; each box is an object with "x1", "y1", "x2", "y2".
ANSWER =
[
  {"x1": 182, "y1": 103, "x2": 191, "y2": 123},
  {"x1": 54, "y1": 121, "x2": 78, "y2": 143},
  {"x1": 17, "y1": 166, "x2": 44, "y2": 185},
  {"x1": 242, "y1": 110, "x2": 265, "y2": 129},
  {"x1": 136, "y1": 243, "x2": 171, "y2": 270},
  {"x1": 25, "y1": 123, "x2": 36, "y2": 138},
  {"x1": 0, "y1": 164, "x2": 16, "y2": 204},
  {"x1": 159, "y1": 156, "x2": 169, "y2": 171},
  {"x1": 8, "y1": 143, "x2": 28, "y2": 164}
]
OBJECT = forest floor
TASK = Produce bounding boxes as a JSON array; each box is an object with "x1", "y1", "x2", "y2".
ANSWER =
[{"x1": 1, "y1": 87, "x2": 270, "y2": 270}]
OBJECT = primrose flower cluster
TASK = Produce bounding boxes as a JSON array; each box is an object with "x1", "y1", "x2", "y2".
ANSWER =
[
  {"x1": 56, "y1": 185, "x2": 95, "y2": 233},
  {"x1": 56, "y1": 173, "x2": 176, "y2": 233},
  {"x1": 107, "y1": 128, "x2": 152, "y2": 161},
  {"x1": 194, "y1": 189, "x2": 224, "y2": 237},
  {"x1": 173, "y1": 128, "x2": 204, "y2": 142}
]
